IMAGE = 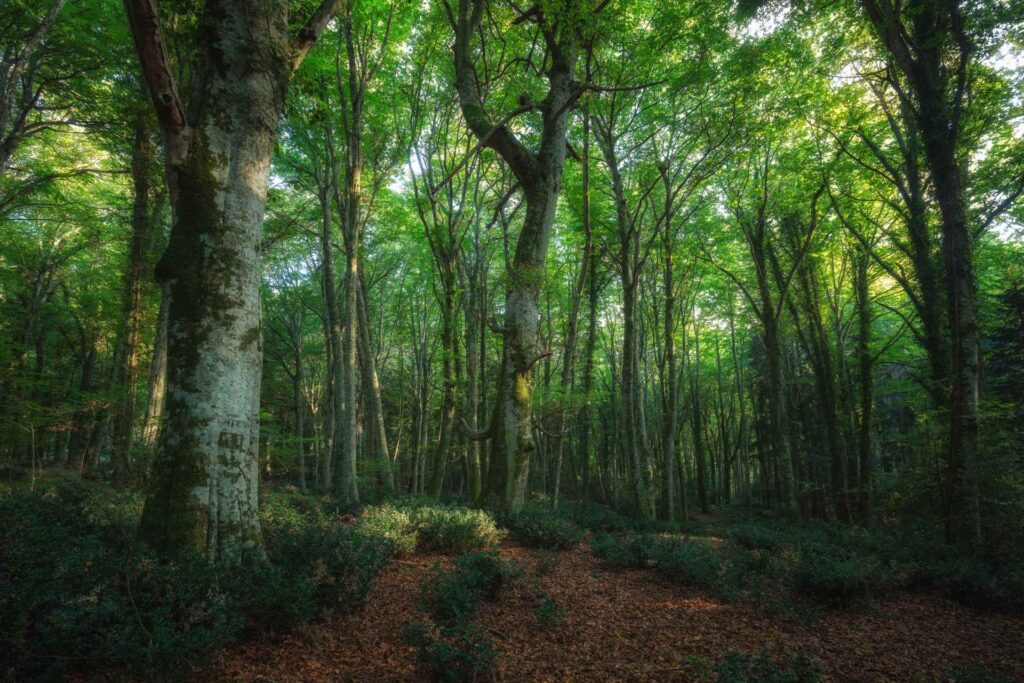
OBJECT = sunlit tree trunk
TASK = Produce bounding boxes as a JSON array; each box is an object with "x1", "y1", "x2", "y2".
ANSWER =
[
  {"x1": 127, "y1": 0, "x2": 339, "y2": 561},
  {"x1": 111, "y1": 115, "x2": 155, "y2": 488}
]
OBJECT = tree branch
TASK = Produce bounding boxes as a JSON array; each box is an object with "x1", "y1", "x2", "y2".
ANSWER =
[{"x1": 291, "y1": 0, "x2": 343, "y2": 72}]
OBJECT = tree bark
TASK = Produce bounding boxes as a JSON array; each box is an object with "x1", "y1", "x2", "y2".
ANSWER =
[
  {"x1": 111, "y1": 114, "x2": 155, "y2": 488},
  {"x1": 451, "y1": 0, "x2": 579, "y2": 511},
  {"x1": 128, "y1": 0, "x2": 339, "y2": 561}
]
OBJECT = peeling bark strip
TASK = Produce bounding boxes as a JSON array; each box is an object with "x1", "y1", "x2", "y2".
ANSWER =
[
  {"x1": 127, "y1": 0, "x2": 340, "y2": 562},
  {"x1": 449, "y1": 0, "x2": 581, "y2": 511}
]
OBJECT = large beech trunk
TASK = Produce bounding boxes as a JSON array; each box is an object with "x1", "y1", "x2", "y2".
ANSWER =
[
  {"x1": 127, "y1": 0, "x2": 337, "y2": 561},
  {"x1": 861, "y1": 0, "x2": 981, "y2": 543}
]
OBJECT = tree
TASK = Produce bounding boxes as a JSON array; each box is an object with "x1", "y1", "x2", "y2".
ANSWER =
[
  {"x1": 125, "y1": 0, "x2": 340, "y2": 561},
  {"x1": 447, "y1": 0, "x2": 585, "y2": 510}
]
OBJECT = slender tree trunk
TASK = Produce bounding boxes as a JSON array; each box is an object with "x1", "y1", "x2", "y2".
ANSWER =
[
  {"x1": 141, "y1": 281, "x2": 170, "y2": 452},
  {"x1": 315, "y1": 161, "x2": 343, "y2": 492},
  {"x1": 429, "y1": 264, "x2": 458, "y2": 498},
  {"x1": 691, "y1": 324, "x2": 709, "y2": 515},
  {"x1": 294, "y1": 322, "x2": 306, "y2": 492},
  {"x1": 854, "y1": 246, "x2": 873, "y2": 519},
  {"x1": 111, "y1": 115, "x2": 155, "y2": 488},
  {"x1": 357, "y1": 273, "x2": 394, "y2": 493},
  {"x1": 452, "y1": 0, "x2": 578, "y2": 511}
]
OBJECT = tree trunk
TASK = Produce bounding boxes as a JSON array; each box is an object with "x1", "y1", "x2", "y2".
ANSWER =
[
  {"x1": 111, "y1": 114, "x2": 155, "y2": 488},
  {"x1": 129, "y1": 0, "x2": 338, "y2": 561},
  {"x1": 452, "y1": 0, "x2": 578, "y2": 511},
  {"x1": 357, "y1": 273, "x2": 394, "y2": 493}
]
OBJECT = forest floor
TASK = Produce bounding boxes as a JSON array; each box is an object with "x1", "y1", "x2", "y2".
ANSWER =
[{"x1": 203, "y1": 538, "x2": 1024, "y2": 682}]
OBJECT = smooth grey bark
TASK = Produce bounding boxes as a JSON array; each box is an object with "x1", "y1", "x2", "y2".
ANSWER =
[
  {"x1": 127, "y1": 0, "x2": 339, "y2": 561},
  {"x1": 450, "y1": 0, "x2": 580, "y2": 511}
]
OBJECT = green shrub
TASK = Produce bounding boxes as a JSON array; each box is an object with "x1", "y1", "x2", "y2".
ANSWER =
[
  {"x1": 0, "y1": 463, "x2": 27, "y2": 481},
  {"x1": 420, "y1": 551, "x2": 520, "y2": 623},
  {"x1": 403, "y1": 620, "x2": 497, "y2": 683},
  {"x1": 571, "y1": 504, "x2": 636, "y2": 533},
  {"x1": 791, "y1": 547, "x2": 893, "y2": 607},
  {"x1": 534, "y1": 592, "x2": 564, "y2": 627},
  {"x1": 589, "y1": 532, "x2": 654, "y2": 569},
  {"x1": 499, "y1": 502, "x2": 584, "y2": 549},
  {"x1": 1, "y1": 481, "x2": 393, "y2": 680},
  {"x1": 414, "y1": 506, "x2": 505, "y2": 554},
  {"x1": 910, "y1": 556, "x2": 1024, "y2": 613},
  {"x1": 715, "y1": 650, "x2": 822, "y2": 683},
  {"x1": 730, "y1": 523, "x2": 788, "y2": 552},
  {"x1": 355, "y1": 504, "x2": 419, "y2": 556},
  {"x1": 651, "y1": 539, "x2": 724, "y2": 592}
]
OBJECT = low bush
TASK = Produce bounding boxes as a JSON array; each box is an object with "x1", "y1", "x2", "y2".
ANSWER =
[
  {"x1": 420, "y1": 551, "x2": 521, "y2": 623},
  {"x1": 791, "y1": 548, "x2": 893, "y2": 607},
  {"x1": 354, "y1": 504, "x2": 419, "y2": 556},
  {"x1": 570, "y1": 504, "x2": 636, "y2": 533},
  {"x1": 0, "y1": 482, "x2": 393, "y2": 680},
  {"x1": 534, "y1": 591, "x2": 564, "y2": 627},
  {"x1": 909, "y1": 556, "x2": 1024, "y2": 613},
  {"x1": 651, "y1": 539, "x2": 725, "y2": 592},
  {"x1": 589, "y1": 532, "x2": 655, "y2": 569},
  {"x1": 0, "y1": 463, "x2": 28, "y2": 481},
  {"x1": 730, "y1": 523, "x2": 788, "y2": 552},
  {"x1": 415, "y1": 505, "x2": 505, "y2": 554},
  {"x1": 714, "y1": 650, "x2": 822, "y2": 683},
  {"x1": 403, "y1": 620, "x2": 497, "y2": 683},
  {"x1": 499, "y1": 502, "x2": 584, "y2": 549}
]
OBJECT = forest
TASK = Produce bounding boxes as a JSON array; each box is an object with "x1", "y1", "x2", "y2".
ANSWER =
[{"x1": 1, "y1": 0, "x2": 1023, "y2": 679}]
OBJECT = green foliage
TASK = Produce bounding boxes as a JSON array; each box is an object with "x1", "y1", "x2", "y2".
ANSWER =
[
  {"x1": 355, "y1": 504, "x2": 419, "y2": 556},
  {"x1": 587, "y1": 521, "x2": 937, "y2": 611},
  {"x1": 730, "y1": 523, "x2": 788, "y2": 551},
  {"x1": 590, "y1": 532, "x2": 655, "y2": 569},
  {"x1": 714, "y1": 650, "x2": 822, "y2": 683},
  {"x1": 0, "y1": 482, "x2": 392, "y2": 679},
  {"x1": 348, "y1": 501, "x2": 504, "y2": 559},
  {"x1": 569, "y1": 504, "x2": 637, "y2": 533},
  {"x1": 498, "y1": 502, "x2": 584, "y2": 549},
  {"x1": 260, "y1": 496, "x2": 393, "y2": 610},
  {"x1": 403, "y1": 620, "x2": 497, "y2": 683},
  {"x1": 651, "y1": 539, "x2": 726, "y2": 592},
  {"x1": 533, "y1": 591, "x2": 564, "y2": 627},
  {"x1": 419, "y1": 551, "x2": 520, "y2": 624},
  {"x1": 0, "y1": 464, "x2": 27, "y2": 481},
  {"x1": 907, "y1": 555, "x2": 1024, "y2": 614},
  {"x1": 414, "y1": 505, "x2": 505, "y2": 554},
  {"x1": 791, "y1": 550, "x2": 893, "y2": 607}
]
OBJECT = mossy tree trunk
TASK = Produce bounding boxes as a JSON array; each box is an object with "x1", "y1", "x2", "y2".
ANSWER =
[
  {"x1": 125, "y1": 0, "x2": 339, "y2": 562},
  {"x1": 451, "y1": 0, "x2": 581, "y2": 512}
]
